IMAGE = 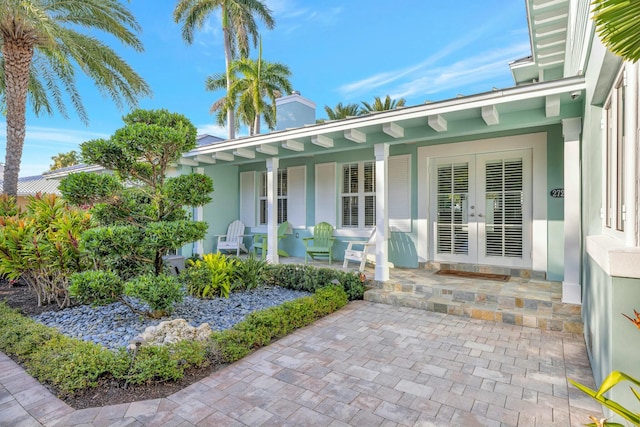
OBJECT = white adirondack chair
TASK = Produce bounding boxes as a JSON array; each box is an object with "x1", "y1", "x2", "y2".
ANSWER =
[
  {"x1": 343, "y1": 227, "x2": 376, "y2": 272},
  {"x1": 216, "y1": 220, "x2": 248, "y2": 256}
]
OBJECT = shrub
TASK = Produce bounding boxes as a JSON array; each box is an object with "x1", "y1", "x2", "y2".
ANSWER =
[
  {"x1": 121, "y1": 340, "x2": 209, "y2": 385},
  {"x1": 232, "y1": 253, "x2": 269, "y2": 291},
  {"x1": 181, "y1": 253, "x2": 235, "y2": 299},
  {"x1": 69, "y1": 270, "x2": 123, "y2": 306},
  {"x1": 0, "y1": 194, "x2": 94, "y2": 308},
  {"x1": 212, "y1": 285, "x2": 348, "y2": 362},
  {"x1": 265, "y1": 264, "x2": 365, "y2": 300},
  {"x1": 0, "y1": 302, "x2": 211, "y2": 396},
  {"x1": 124, "y1": 274, "x2": 184, "y2": 317}
]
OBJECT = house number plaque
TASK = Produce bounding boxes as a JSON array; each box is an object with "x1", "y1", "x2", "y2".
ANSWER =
[{"x1": 550, "y1": 188, "x2": 564, "y2": 198}]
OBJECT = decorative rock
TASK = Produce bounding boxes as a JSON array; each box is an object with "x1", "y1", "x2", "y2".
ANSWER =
[
  {"x1": 133, "y1": 319, "x2": 212, "y2": 348},
  {"x1": 33, "y1": 287, "x2": 310, "y2": 351}
]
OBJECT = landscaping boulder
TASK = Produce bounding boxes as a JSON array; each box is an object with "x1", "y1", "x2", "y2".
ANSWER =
[{"x1": 130, "y1": 318, "x2": 211, "y2": 348}]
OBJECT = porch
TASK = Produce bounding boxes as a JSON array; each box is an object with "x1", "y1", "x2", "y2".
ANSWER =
[{"x1": 284, "y1": 257, "x2": 583, "y2": 334}]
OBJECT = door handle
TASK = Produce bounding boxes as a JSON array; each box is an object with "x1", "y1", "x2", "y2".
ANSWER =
[
  {"x1": 469, "y1": 213, "x2": 475, "y2": 217},
  {"x1": 478, "y1": 213, "x2": 484, "y2": 218}
]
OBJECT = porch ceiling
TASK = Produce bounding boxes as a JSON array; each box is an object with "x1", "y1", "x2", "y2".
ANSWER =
[{"x1": 181, "y1": 76, "x2": 585, "y2": 167}]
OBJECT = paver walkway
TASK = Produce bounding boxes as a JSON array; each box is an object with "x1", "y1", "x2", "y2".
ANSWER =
[{"x1": 1, "y1": 301, "x2": 603, "y2": 426}]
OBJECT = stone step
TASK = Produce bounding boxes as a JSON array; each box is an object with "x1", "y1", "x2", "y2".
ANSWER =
[{"x1": 364, "y1": 287, "x2": 583, "y2": 334}]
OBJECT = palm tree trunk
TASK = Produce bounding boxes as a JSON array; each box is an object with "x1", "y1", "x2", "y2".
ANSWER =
[
  {"x1": 254, "y1": 114, "x2": 260, "y2": 135},
  {"x1": 2, "y1": 39, "x2": 33, "y2": 197},
  {"x1": 222, "y1": 4, "x2": 235, "y2": 140}
]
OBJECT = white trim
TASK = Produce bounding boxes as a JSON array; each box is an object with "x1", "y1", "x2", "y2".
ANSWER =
[
  {"x1": 185, "y1": 78, "x2": 586, "y2": 158},
  {"x1": 375, "y1": 143, "x2": 390, "y2": 281},
  {"x1": 418, "y1": 133, "x2": 548, "y2": 271},
  {"x1": 586, "y1": 235, "x2": 640, "y2": 279},
  {"x1": 562, "y1": 118, "x2": 582, "y2": 303},
  {"x1": 266, "y1": 158, "x2": 279, "y2": 263}
]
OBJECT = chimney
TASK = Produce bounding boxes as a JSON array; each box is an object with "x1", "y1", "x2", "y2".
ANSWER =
[{"x1": 275, "y1": 91, "x2": 316, "y2": 131}]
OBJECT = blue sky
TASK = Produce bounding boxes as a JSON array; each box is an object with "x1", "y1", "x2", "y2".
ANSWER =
[{"x1": 1, "y1": 0, "x2": 531, "y2": 177}]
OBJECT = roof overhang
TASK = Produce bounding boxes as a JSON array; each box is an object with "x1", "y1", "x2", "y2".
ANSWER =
[
  {"x1": 182, "y1": 76, "x2": 586, "y2": 166},
  {"x1": 511, "y1": 0, "x2": 570, "y2": 85}
]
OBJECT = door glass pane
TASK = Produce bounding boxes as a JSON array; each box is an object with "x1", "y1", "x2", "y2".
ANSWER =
[
  {"x1": 484, "y1": 159, "x2": 523, "y2": 258},
  {"x1": 436, "y1": 163, "x2": 469, "y2": 255}
]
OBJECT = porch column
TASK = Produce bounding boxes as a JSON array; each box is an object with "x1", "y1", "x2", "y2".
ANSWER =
[
  {"x1": 562, "y1": 118, "x2": 582, "y2": 304},
  {"x1": 193, "y1": 167, "x2": 204, "y2": 256},
  {"x1": 266, "y1": 157, "x2": 279, "y2": 264},
  {"x1": 374, "y1": 143, "x2": 390, "y2": 281}
]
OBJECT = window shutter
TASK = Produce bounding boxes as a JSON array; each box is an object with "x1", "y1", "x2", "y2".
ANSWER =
[
  {"x1": 389, "y1": 155, "x2": 411, "y2": 232},
  {"x1": 315, "y1": 162, "x2": 336, "y2": 226},
  {"x1": 240, "y1": 171, "x2": 256, "y2": 227},
  {"x1": 288, "y1": 166, "x2": 306, "y2": 228}
]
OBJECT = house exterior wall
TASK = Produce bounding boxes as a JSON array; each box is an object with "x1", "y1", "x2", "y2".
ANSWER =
[
  {"x1": 580, "y1": 31, "x2": 640, "y2": 421},
  {"x1": 197, "y1": 125, "x2": 567, "y2": 277}
]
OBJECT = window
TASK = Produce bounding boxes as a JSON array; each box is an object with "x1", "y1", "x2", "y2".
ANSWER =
[
  {"x1": 341, "y1": 161, "x2": 375, "y2": 228},
  {"x1": 259, "y1": 169, "x2": 287, "y2": 225},
  {"x1": 604, "y1": 71, "x2": 625, "y2": 232}
]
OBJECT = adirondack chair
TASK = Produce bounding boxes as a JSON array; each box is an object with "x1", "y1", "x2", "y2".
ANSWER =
[
  {"x1": 343, "y1": 227, "x2": 376, "y2": 272},
  {"x1": 252, "y1": 221, "x2": 290, "y2": 259},
  {"x1": 216, "y1": 220, "x2": 248, "y2": 256},
  {"x1": 303, "y1": 222, "x2": 336, "y2": 264}
]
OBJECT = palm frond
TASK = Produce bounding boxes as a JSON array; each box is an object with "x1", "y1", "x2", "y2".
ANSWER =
[{"x1": 593, "y1": 0, "x2": 640, "y2": 62}]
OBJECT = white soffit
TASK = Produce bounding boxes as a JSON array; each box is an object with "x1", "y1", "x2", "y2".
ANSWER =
[
  {"x1": 427, "y1": 115, "x2": 447, "y2": 132},
  {"x1": 256, "y1": 144, "x2": 279, "y2": 155},
  {"x1": 481, "y1": 105, "x2": 500, "y2": 126},
  {"x1": 213, "y1": 152, "x2": 234, "y2": 161},
  {"x1": 194, "y1": 155, "x2": 216, "y2": 164},
  {"x1": 344, "y1": 129, "x2": 366, "y2": 143},
  {"x1": 282, "y1": 139, "x2": 305, "y2": 152},
  {"x1": 383, "y1": 122, "x2": 404, "y2": 138},
  {"x1": 177, "y1": 157, "x2": 199, "y2": 166},
  {"x1": 311, "y1": 135, "x2": 334, "y2": 148},
  {"x1": 545, "y1": 94, "x2": 561, "y2": 117},
  {"x1": 233, "y1": 147, "x2": 256, "y2": 159},
  {"x1": 529, "y1": 0, "x2": 569, "y2": 70}
]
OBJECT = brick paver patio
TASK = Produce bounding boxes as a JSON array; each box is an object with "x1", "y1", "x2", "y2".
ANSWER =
[{"x1": 0, "y1": 301, "x2": 602, "y2": 426}]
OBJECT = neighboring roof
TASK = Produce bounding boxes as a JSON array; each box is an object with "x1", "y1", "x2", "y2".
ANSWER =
[
  {"x1": 0, "y1": 175, "x2": 61, "y2": 196},
  {"x1": 42, "y1": 163, "x2": 106, "y2": 179},
  {"x1": 196, "y1": 134, "x2": 225, "y2": 146}
]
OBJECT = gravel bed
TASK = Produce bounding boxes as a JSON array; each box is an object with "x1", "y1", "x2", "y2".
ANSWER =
[{"x1": 32, "y1": 286, "x2": 311, "y2": 351}]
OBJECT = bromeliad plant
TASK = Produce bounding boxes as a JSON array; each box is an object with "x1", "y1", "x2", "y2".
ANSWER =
[
  {"x1": 0, "y1": 194, "x2": 94, "y2": 308},
  {"x1": 569, "y1": 310, "x2": 640, "y2": 426}
]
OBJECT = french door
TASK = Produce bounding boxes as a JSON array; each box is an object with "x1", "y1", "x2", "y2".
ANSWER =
[{"x1": 430, "y1": 150, "x2": 532, "y2": 267}]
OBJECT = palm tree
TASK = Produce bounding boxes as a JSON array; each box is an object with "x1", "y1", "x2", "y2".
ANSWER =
[
  {"x1": 323, "y1": 102, "x2": 361, "y2": 120},
  {"x1": 207, "y1": 42, "x2": 292, "y2": 135},
  {"x1": 593, "y1": 0, "x2": 640, "y2": 62},
  {"x1": 49, "y1": 151, "x2": 80, "y2": 171},
  {"x1": 174, "y1": 0, "x2": 275, "y2": 140},
  {"x1": 361, "y1": 95, "x2": 406, "y2": 114},
  {"x1": 0, "y1": 0, "x2": 150, "y2": 197}
]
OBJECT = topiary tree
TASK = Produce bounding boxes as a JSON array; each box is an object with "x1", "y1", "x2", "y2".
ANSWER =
[{"x1": 60, "y1": 109, "x2": 213, "y2": 315}]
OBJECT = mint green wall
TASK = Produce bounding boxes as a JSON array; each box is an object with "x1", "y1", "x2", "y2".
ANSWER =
[
  {"x1": 584, "y1": 256, "x2": 640, "y2": 418},
  {"x1": 545, "y1": 125, "x2": 565, "y2": 281},
  {"x1": 200, "y1": 164, "x2": 241, "y2": 253}
]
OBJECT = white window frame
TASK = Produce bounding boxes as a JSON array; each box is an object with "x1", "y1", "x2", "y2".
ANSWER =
[
  {"x1": 603, "y1": 68, "x2": 626, "y2": 239},
  {"x1": 259, "y1": 169, "x2": 287, "y2": 225},
  {"x1": 340, "y1": 161, "x2": 376, "y2": 229}
]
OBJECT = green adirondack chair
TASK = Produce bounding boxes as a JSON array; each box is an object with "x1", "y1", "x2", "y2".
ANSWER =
[
  {"x1": 303, "y1": 222, "x2": 336, "y2": 264},
  {"x1": 252, "y1": 221, "x2": 290, "y2": 259}
]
